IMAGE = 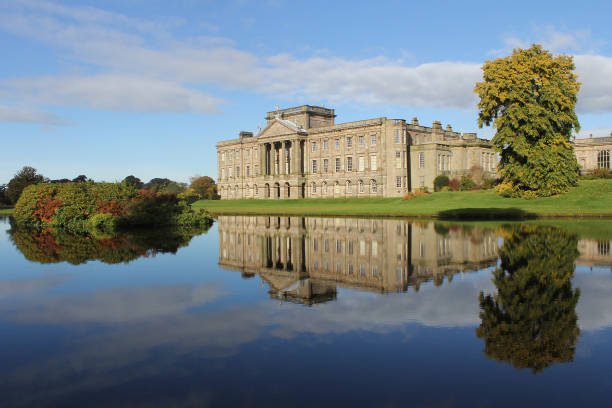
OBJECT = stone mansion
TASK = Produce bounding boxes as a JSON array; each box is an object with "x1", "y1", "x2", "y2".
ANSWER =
[{"x1": 217, "y1": 105, "x2": 497, "y2": 199}]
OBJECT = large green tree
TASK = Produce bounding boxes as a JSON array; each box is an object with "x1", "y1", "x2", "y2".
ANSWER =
[
  {"x1": 7, "y1": 166, "x2": 46, "y2": 204},
  {"x1": 474, "y1": 45, "x2": 581, "y2": 198},
  {"x1": 476, "y1": 225, "x2": 581, "y2": 373}
]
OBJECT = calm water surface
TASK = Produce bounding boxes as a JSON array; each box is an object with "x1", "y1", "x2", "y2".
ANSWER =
[{"x1": 1, "y1": 215, "x2": 612, "y2": 407}]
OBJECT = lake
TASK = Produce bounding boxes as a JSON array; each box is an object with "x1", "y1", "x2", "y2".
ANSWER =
[{"x1": 1, "y1": 215, "x2": 612, "y2": 407}]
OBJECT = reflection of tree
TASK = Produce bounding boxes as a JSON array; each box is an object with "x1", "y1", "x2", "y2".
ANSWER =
[
  {"x1": 9, "y1": 221, "x2": 212, "y2": 265},
  {"x1": 476, "y1": 225, "x2": 581, "y2": 373}
]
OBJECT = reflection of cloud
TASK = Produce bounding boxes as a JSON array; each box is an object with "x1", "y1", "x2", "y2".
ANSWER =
[
  {"x1": 0, "y1": 283, "x2": 226, "y2": 324},
  {"x1": 574, "y1": 272, "x2": 612, "y2": 331},
  {"x1": 0, "y1": 274, "x2": 71, "y2": 298}
]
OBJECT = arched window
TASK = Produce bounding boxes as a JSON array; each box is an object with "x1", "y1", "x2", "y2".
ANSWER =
[
  {"x1": 322, "y1": 181, "x2": 328, "y2": 195},
  {"x1": 358, "y1": 180, "x2": 364, "y2": 193},
  {"x1": 312, "y1": 182, "x2": 317, "y2": 193},
  {"x1": 246, "y1": 185, "x2": 250, "y2": 196},
  {"x1": 598, "y1": 150, "x2": 610, "y2": 169},
  {"x1": 255, "y1": 185, "x2": 258, "y2": 196},
  {"x1": 334, "y1": 181, "x2": 340, "y2": 195},
  {"x1": 346, "y1": 180, "x2": 352, "y2": 194},
  {"x1": 371, "y1": 179, "x2": 377, "y2": 193}
]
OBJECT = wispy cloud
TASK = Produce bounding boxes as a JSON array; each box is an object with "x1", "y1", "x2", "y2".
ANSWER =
[
  {"x1": 0, "y1": 2, "x2": 611, "y2": 126},
  {"x1": 0, "y1": 104, "x2": 67, "y2": 125}
]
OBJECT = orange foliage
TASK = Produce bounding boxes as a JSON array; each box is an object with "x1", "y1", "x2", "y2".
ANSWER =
[
  {"x1": 96, "y1": 199, "x2": 124, "y2": 216},
  {"x1": 402, "y1": 191, "x2": 430, "y2": 200},
  {"x1": 33, "y1": 197, "x2": 63, "y2": 223}
]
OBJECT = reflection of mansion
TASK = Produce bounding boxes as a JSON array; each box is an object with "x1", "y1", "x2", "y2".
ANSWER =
[
  {"x1": 216, "y1": 105, "x2": 497, "y2": 198},
  {"x1": 218, "y1": 216, "x2": 612, "y2": 305},
  {"x1": 217, "y1": 216, "x2": 499, "y2": 304}
]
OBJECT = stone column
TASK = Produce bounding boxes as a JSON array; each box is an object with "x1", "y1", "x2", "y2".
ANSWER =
[{"x1": 280, "y1": 141, "x2": 286, "y2": 175}]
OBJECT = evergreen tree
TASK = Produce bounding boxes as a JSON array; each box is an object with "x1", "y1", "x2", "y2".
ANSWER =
[{"x1": 474, "y1": 45, "x2": 581, "y2": 198}]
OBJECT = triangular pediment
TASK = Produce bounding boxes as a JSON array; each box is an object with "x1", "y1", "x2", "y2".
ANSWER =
[{"x1": 257, "y1": 118, "x2": 307, "y2": 139}]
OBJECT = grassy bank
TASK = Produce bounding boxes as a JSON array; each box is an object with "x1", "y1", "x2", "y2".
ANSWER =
[
  {"x1": 0, "y1": 208, "x2": 13, "y2": 215},
  {"x1": 193, "y1": 179, "x2": 612, "y2": 219}
]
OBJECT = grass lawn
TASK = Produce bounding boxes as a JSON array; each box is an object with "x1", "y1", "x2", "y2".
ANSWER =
[
  {"x1": 0, "y1": 208, "x2": 13, "y2": 215},
  {"x1": 193, "y1": 179, "x2": 612, "y2": 219}
]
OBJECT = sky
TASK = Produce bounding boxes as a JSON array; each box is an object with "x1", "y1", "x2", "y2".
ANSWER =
[{"x1": 1, "y1": 0, "x2": 612, "y2": 184}]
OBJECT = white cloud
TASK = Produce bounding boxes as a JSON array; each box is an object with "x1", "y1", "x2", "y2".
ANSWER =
[
  {"x1": 575, "y1": 55, "x2": 612, "y2": 114},
  {"x1": 3, "y1": 75, "x2": 223, "y2": 114},
  {"x1": 0, "y1": 104, "x2": 67, "y2": 125}
]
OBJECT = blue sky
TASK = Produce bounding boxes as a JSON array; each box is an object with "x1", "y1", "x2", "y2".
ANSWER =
[{"x1": 1, "y1": 0, "x2": 612, "y2": 184}]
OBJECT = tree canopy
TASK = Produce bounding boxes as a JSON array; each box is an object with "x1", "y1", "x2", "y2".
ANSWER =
[
  {"x1": 474, "y1": 44, "x2": 581, "y2": 198},
  {"x1": 7, "y1": 166, "x2": 46, "y2": 204},
  {"x1": 190, "y1": 175, "x2": 219, "y2": 199},
  {"x1": 122, "y1": 175, "x2": 144, "y2": 189}
]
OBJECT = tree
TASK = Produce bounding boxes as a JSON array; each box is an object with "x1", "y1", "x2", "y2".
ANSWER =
[
  {"x1": 0, "y1": 184, "x2": 11, "y2": 206},
  {"x1": 7, "y1": 166, "x2": 46, "y2": 204},
  {"x1": 474, "y1": 44, "x2": 581, "y2": 198},
  {"x1": 144, "y1": 178, "x2": 173, "y2": 193},
  {"x1": 122, "y1": 175, "x2": 144, "y2": 189},
  {"x1": 476, "y1": 225, "x2": 581, "y2": 373},
  {"x1": 190, "y1": 175, "x2": 219, "y2": 199},
  {"x1": 72, "y1": 175, "x2": 89, "y2": 183}
]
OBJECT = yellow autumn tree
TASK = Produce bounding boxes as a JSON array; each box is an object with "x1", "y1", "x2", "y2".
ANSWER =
[{"x1": 474, "y1": 45, "x2": 581, "y2": 198}]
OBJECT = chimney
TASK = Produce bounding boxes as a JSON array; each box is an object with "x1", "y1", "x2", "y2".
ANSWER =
[
  {"x1": 412, "y1": 117, "x2": 419, "y2": 126},
  {"x1": 239, "y1": 131, "x2": 254, "y2": 138},
  {"x1": 446, "y1": 124, "x2": 452, "y2": 132}
]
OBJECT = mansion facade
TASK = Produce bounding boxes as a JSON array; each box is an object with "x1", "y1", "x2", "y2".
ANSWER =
[{"x1": 216, "y1": 105, "x2": 497, "y2": 199}]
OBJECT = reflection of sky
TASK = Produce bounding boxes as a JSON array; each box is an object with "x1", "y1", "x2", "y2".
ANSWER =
[{"x1": 3, "y1": 218, "x2": 612, "y2": 407}]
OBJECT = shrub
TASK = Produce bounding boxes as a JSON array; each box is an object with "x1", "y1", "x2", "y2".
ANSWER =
[
  {"x1": 481, "y1": 177, "x2": 496, "y2": 190},
  {"x1": 14, "y1": 182, "x2": 212, "y2": 233},
  {"x1": 448, "y1": 178, "x2": 460, "y2": 191},
  {"x1": 403, "y1": 190, "x2": 430, "y2": 200},
  {"x1": 459, "y1": 176, "x2": 476, "y2": 191},
  {"x1": 433, "y1": 175, "x2": 450, "y2": 192},
  {"x1": 591, "y1": 168, "x2": 612, "y2": 179}
]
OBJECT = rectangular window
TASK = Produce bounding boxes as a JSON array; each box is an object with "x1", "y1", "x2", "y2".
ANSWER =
[
  {"x1": 335, "y1": 158, "x2": 341, "y2": 172},
  {"x1": 372, "y1": 241, "x2": 378, "y2": 256},
  {"x1": 255, "y1": 165, "x2": 259, "y2": 176},
  {"x1": 348, "y1": 264, "x2": 354, "y2": 275},
  {"x1": 236, "y1": 166, "x2": 240, "y2": 177},
  {"x1": 396, "y1": 151, "x2": 402, "y2": 169},
  {"x1": 358, "y1": 135, "x2": 364, "y2": 147},
  {"x1": 323, "y1": 158, "x2": 329, "y2": 173},
  {"x1": 370, "y1": 155, "x2": 377, "y2": 171},
  {"x1": 221, "y1": 168, "x2": 225, "y2": 179},
  {"x1": 395, "y1": 129, "x2": 401, "y2": 144},
  {"x1": 246, "y1": 150, "x2": 250, "y2": 159},
  {"x1": 396, "y1": 176, "x2": 402, "y2": 188},
  {"x1": 403, "y1": 176, "x2": 407, "y2": 188},
  {"x1": 246, "y1": 165, "x2": 250, "y2": 177},
  {"x1": 346, "y1": 136, "x2": 353, "y2": 148},
  {"x1": 335, "y1": 138, "x2": 340, "y2": 149},
  {"x1": 358, "y1": 156, "x2": 365, "y2": 171},
  {"x1": 221, "y1": 152, "x2": 225, "y2": 162},
  {"x1": 229, "y1": 167, "x2": 233, "y2": 178},
  {"x1": 323, "y1": 139, "x2": 328, "y2": 150},
  {"x1": 336, "y1": 240, "x2": 342, "y2": 253},
  {"x1": 360, "y1": 240, "x2": 365, "y2": 255},
  {"x1": 346, "y1": 157, "x2": 353, "y2": 172},
  {"x1": 371, "y1": 134, "x2": 377, "y2": 145},
  {"x1": 325, "y1": 239, "x2": 329, "y2": 252},
  {"x1": 419, "y1": 176, "x2": 425, "y2": 187},
  {"x1": 419, "y1": 152, "x2": 425, "y2": 168},
  {"x1": 312, "y1": 159, "x2": 317, "y2": 174},
  {"x1": 348, "y1": 240, "x2": 353, "y2": 255},
  {"x1": 402, "y1": 129, "x2": 406, "y2": 144},
  {"x1": 235, "y1": 150, "x2": 239, "y2": 160},
  {"x1": 312, "y1": 142, "x2": 317, "y2": 152},
  {"x1": 313, "y1": 238, "x2": 318, "y2": 251}
]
